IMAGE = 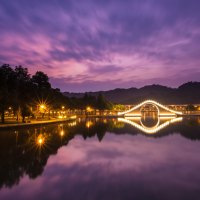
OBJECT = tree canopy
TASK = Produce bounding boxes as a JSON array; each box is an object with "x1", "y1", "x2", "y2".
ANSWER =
[{"x1": 0, "y1": 64, "x2": 112, "y2": 123}]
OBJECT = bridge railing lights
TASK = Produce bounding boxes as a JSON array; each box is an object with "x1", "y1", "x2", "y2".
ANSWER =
[{"x1": 118, "y1": 100, "x2": 183, "y2": 116}]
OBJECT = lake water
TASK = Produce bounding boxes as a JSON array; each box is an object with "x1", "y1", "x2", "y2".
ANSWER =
[{"x1": 0, "y1": 117, "x2": 200, "y2": 200}]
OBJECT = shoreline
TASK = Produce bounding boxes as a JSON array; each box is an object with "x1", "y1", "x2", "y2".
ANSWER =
[
  {"x1": 1, "y1": 114, "x2": 200, "y2": 129},
  {"x1": 0, "y1": 117, "x2": 76, "y2": 129}
]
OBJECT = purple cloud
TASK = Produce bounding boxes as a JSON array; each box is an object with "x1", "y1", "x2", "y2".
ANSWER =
[{"x1": 0, "y1": 0, "x2": 200, "y2": 91}]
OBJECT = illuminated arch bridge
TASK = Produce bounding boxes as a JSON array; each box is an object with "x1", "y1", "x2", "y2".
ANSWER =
[{"x1": 118, "y1": 100, "x2": 183, "y2": 117}]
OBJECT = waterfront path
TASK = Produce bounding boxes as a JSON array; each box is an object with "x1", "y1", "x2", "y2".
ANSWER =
[{"x1": 0, "y1": 117, "x2": 76, "y2": 129}]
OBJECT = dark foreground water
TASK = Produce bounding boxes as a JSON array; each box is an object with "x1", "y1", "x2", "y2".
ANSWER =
[{"x1": 0, "y1": 117, "x2": 200, "y2": 200}]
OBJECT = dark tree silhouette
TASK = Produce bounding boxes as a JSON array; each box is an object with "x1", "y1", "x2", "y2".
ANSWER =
[
  {"x1": 96, "y1": 93, "x2": 112, "y2": 110},
  {"x1": 32, "y1": 71, "x2": 51, "y2": 90},
  {"x1": 14, "y1": 66, "x2": 32, "y2": 122},
  {"x1": 0, "y1": 64, "x2": 16, "y2": 123},
  {"x1": 0, "y1": 64, "x2": 113, "y2": 123}
]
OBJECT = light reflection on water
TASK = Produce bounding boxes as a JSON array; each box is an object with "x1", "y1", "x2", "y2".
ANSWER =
[{"x1": 0, "y1": 117, "x2": 200, "y2": 200}]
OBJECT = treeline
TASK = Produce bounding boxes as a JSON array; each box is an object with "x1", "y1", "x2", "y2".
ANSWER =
[
  {"x1": 69, "y1": 92, "x2": 113, "y2": 110},
  {"x1": 0, "y1": 64, "x2": 112, "y2": 123}
]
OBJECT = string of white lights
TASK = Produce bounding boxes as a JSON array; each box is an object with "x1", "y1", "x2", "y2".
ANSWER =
[
  {"x1": 118, "y1": 100, "x2": 183, "y2": 116},
  {"x1": 118, "y1": 117, "x2": 183, "y2": 134}
]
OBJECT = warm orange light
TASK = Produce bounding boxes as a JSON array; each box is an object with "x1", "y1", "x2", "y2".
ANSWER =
[
  {"x1": 37, "y1": 135, "x2": 44, "y2": 146},
  {"x1": 86, "y1": 106, "x2": 91, "y2": 112},
  {"x1": 40, "y1": 104, "x2": 46, "y2": 109},
  {"x1": 39, "y1": 103, "x2": 47, "y2": 113},
  {"x1": 86, "y1": 121, "x2": 93, "y2": 128},
  {"x1": 60, "y1": 130, "x2": 64, "y2": 136},
  {"x1": 38, "y1": 138, "x2": 43, "y2": 144}
]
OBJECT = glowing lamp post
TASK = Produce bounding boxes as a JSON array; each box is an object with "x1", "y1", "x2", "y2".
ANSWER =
[
  {"x1": 39, "y1": 104, "x2": 47, "y2": 118},
  {"x1": 86, "y1": 106, "x2": 92, "y2": 116},
  {"x1": 39, "y1": 104, "x2": 46, "y2": 111}
]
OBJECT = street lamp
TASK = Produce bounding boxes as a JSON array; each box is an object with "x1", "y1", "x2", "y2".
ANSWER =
[
  {"x1": 38, "y1": 103, "x2": 48, "y2": 119},
  {"x1": 39, "y1": 104, "x2": 46, "y2": 110},
  {"x1": 86, "y1": 106, "x2": 91, "y2": 112}
]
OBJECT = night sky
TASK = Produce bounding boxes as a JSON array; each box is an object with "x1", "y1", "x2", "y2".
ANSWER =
[{"x1": 0, "y1": 0, "x2": 200, "y2": 92}]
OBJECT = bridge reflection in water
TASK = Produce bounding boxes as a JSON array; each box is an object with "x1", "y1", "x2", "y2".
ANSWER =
[
  {"x1": 118, "y1": 116, "x2": 183, "y2": 134},
  {"x1": 0, "y1": 116, "x2": 200, "y2": 192}
]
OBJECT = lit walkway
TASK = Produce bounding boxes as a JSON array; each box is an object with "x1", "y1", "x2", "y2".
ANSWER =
[{"x1": 0, "y1": 116, "x2": 76, "y2": 129}]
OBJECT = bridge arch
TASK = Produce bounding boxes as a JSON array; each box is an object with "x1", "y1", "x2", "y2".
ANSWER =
[
  {"x1": 118, "y1": 100, "x2": 182, "y2": 116},
  {"x1": 139, "y1": 102, "x2": 160, "y2": 116}
]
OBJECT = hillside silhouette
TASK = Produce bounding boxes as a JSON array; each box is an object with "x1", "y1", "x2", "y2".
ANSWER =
[{"x1": 64, "y1": 82, "x2": 200, "y2": 104}]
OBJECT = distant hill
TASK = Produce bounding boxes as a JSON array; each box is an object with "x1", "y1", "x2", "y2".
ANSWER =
[{"x1": 63, "y1": 82, "x2": 200, "y2": 104}]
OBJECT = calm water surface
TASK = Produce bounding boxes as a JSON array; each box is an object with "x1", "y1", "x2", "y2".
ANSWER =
[{"x1": 0, "y1": 117, "x2": 200, "y2": 200}]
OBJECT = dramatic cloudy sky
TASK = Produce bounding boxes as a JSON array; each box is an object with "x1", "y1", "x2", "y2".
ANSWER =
[{"x1": 0, "y1": 0, "x2": 200, "y2": 92}]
